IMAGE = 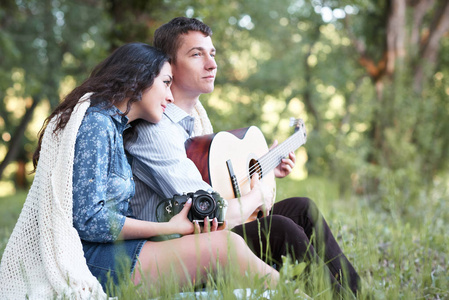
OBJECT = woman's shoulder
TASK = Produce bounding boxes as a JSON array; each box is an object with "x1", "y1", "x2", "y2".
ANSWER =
[
  {"x1": 85, "y1": 105, "x2": 113, "y2": 118},
  {"x1": 78, "y1": 106, "x2": 117, "y2": 136},
  {"x1": 83, "y1": 106, "x2": 116, "y2": 125}
]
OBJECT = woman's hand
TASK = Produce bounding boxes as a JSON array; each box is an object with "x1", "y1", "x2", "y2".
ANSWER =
[
  {"x1": 193, "y1": 217, "x2": 227, "y2": 234},
  {"x1": 270, "y1": 140, "x2": 296, "y2": 178},
  {"x1": 168, "y1": 198, "x2": 195, "y2": 235}
]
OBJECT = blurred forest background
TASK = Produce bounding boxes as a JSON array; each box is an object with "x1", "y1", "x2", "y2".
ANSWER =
[
  {"x1": 1, "y1": 0, "x2": 449, "y2": 298},
  {"x1": 1, "y1": 0, "x2": 449, "y2": 204}
]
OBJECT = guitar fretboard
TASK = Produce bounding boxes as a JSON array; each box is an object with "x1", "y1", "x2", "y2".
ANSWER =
[{"x1": 251, "y1": 120, "x2": 307, "y2": 179}]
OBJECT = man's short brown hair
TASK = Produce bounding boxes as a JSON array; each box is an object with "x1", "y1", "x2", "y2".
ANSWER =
[{"x1": 153, "y1": 17, "x2": 212, "y2": 63}]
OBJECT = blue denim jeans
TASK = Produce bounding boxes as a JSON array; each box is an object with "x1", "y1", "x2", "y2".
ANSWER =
[{"x1": 82, "y1": 239, "x2": 146, "y2": 290}]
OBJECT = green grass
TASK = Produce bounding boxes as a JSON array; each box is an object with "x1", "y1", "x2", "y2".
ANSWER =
[
  {"x1": 1, "y1": 177, "x2": 448, "y2": 299},
  {"x1": 0, "y1": 190, "x2": 27, "y2": 257}
]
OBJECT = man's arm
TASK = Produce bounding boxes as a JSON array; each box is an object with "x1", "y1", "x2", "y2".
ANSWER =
[{"x1": 223, "y1": 175, "x2": 275, "y2": 228}]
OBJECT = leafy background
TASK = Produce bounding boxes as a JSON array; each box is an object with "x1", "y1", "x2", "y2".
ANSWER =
[{"x1": 0, "y1": 0, "x2": 448, "y2": 298}]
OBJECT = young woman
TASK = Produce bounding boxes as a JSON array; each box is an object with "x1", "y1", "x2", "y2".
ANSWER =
[{"x1": 0, "y1": 43, "x2": 278, "y2": 298}]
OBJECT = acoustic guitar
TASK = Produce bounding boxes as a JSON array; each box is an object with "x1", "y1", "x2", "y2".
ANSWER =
[{"x1": 185, "y1": 118, "x2": 307, "y2": 206}]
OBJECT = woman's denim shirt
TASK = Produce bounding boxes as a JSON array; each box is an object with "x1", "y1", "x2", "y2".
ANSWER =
[{"x1": 72, "y1": 105, "x2": 135, "y2": 243}]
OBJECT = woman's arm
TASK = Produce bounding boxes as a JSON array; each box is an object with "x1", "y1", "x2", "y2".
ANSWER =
[{"x1": 73, "y1": 111, "x2": 133, "y2": 242}]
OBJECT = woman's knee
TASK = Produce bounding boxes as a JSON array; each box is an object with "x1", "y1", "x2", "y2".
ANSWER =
[
  {"x1": 225, "y1": 231, "x2": 248, "y2": 249},
  {"x1": 196, "y1": 231, "x2": 246, "y2": 255}
]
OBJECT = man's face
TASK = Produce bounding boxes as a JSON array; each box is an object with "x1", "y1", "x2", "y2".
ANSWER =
[{"x1": 171, "y1": 31, "x2": 217, "y2": 98}]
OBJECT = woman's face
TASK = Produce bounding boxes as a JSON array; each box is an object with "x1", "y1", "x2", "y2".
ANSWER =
[{"x1": 135, "y1": 62, "x2": 174, "y2": 123}]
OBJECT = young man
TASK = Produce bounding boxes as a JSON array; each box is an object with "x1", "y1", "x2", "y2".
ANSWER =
[{"x1": 124, "y1": 17, "x2": 360, "y2": 295}]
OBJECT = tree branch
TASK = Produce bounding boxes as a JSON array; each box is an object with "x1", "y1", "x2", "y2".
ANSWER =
[
  {"x1": 413, "y1": 1, "x2": 449, "y2": 92},
  {"x1": 410, "y1": 0, "x2": 435, "y2": 48},
  {"x1": 420, "y1": 1, "x2": 449, "y2": 63},
  {"x1": 344, "y1": 16, "x2": 387, "y2": 82}
]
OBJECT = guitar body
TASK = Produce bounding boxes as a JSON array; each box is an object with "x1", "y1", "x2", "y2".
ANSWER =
[
  {"x1": 185, "y1": 126, "x2": 276, "y2": 201},
  {"x1": 186, "y1": 119, "x2": 307, "y2": 221}
]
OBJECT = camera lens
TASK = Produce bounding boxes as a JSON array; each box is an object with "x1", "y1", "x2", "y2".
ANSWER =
[
  {"x1": 198, "y1": 198, "x2": 211, "y2": 211},
  {"x1": 192, "y1": 194, "x2": 215, "y2": 218}
]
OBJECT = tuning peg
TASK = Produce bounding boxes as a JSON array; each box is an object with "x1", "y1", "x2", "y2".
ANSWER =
[{"x1": 290, "y1": 117, "x2": 299, "y2": 127}]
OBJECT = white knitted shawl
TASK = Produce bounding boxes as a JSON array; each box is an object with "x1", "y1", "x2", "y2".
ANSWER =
[
  {"x1": 0, "y1": 93, "x2": 106, "y2": 299},
  {"x1": 191, "y1": 100, "x2": 213, "y2": 136}
]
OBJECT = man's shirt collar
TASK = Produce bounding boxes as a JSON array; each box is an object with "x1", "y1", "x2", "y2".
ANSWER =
[
  {"x1": 164, "y1": 103, "x2": 195, "y2": 136},
  {"x1": 164, "y1": 103, "x2": 192, "y2": 123}
]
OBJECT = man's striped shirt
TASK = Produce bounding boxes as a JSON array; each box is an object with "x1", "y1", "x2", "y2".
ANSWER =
[{"x1": 124, "y1": 103, "x2": 211, "y2": 221}]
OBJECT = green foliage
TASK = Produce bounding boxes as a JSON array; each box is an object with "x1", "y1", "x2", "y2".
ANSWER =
[
  {"x1": 2, "y1": 0, "x2": 449, "y2": 208},
  {"x1": 0, "y1": 0, "x2": 111, "y2": 188},
  {"x1": 1, "y1": 1, "x2": 448, "y2": 298},
  {"x1": 0, "y1": 0, "x2": 109, "y2": 103},
  {"x1": 1, "y1": 177, "x2": 448, "y2": 299},
  {"x1": 196, "y1": 0, "x2": 449, "y2": 209},
  {"x1": 0, "y1": 190, "x2": 27, "y2": 256}
]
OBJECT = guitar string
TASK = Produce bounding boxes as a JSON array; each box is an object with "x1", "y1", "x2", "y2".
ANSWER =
[
  {"x1": 236, "y1": 137, "x2": 300, "y2": 187},
  {"x1": 226, "y1": 123, "x2": 306, "y2": 189},
  {"x1": 243, "y1": 130, "x2": 305, "y2": 178},
  {"x1": 233, "y1": 131, "x2": 306, "y2": 189},
  {"x1": 230, "y1": 121, "x2": 303, "y2": 180}
]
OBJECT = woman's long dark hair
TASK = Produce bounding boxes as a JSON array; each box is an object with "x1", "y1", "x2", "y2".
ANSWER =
[{"x1": 32, "y1": 43, "x2": 169, "y2": 171}]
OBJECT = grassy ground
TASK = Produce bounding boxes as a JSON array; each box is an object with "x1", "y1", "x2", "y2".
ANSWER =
[
  {"x1": 0, "y1": 190, "x2": 27, "y2": 257},
  {"x1": 0, "y1": 176, "x2": 448, "y2": 299}
]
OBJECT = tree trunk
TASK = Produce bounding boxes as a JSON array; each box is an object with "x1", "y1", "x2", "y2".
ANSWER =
[
  {"x1": 303, "y1": 34, "x2": 320, "y2": 131},
  {"x1": 0, "y1": 97, "x2": 40, "y2": 180},
  {"x1": 15, "y1": 160, "x2": 27, "y2": 189},
  {"x1": 386, "y1": 0, "x2": 406, "y2": 74}
]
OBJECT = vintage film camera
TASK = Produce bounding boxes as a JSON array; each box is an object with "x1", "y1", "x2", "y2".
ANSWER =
[{"x1": 156, "y1": 189, "x2": 227, "y2": 225}]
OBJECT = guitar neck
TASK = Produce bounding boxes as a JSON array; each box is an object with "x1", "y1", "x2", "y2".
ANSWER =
[{"x1": 256, "y1": 127, "x2": 307, "y2": 178}]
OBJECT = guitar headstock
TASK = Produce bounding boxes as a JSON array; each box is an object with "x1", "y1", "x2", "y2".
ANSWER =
[{"x1": 290, "y1": 117, "x2": 307, "y2": 141}]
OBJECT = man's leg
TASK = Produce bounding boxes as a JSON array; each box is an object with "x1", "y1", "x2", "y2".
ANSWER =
[
  {"x1": 232, "y1": 214, "x2": 347, "y2": 293},
  {"x1": 271, "y1": 197, "x2": 360, "y2": 295},
  {"x1": 232, "y1": 197, "x2": 360, "y2": 295}
]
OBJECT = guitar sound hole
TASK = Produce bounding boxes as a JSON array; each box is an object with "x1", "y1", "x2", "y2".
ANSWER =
[{"x1": 249, "y1": 159, "x2": 262, "y2": 180}]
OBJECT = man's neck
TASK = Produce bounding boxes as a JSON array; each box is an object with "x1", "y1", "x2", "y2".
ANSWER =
[{"x1": 171, "y1": 85, "x2": 200, "y2": 115}]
